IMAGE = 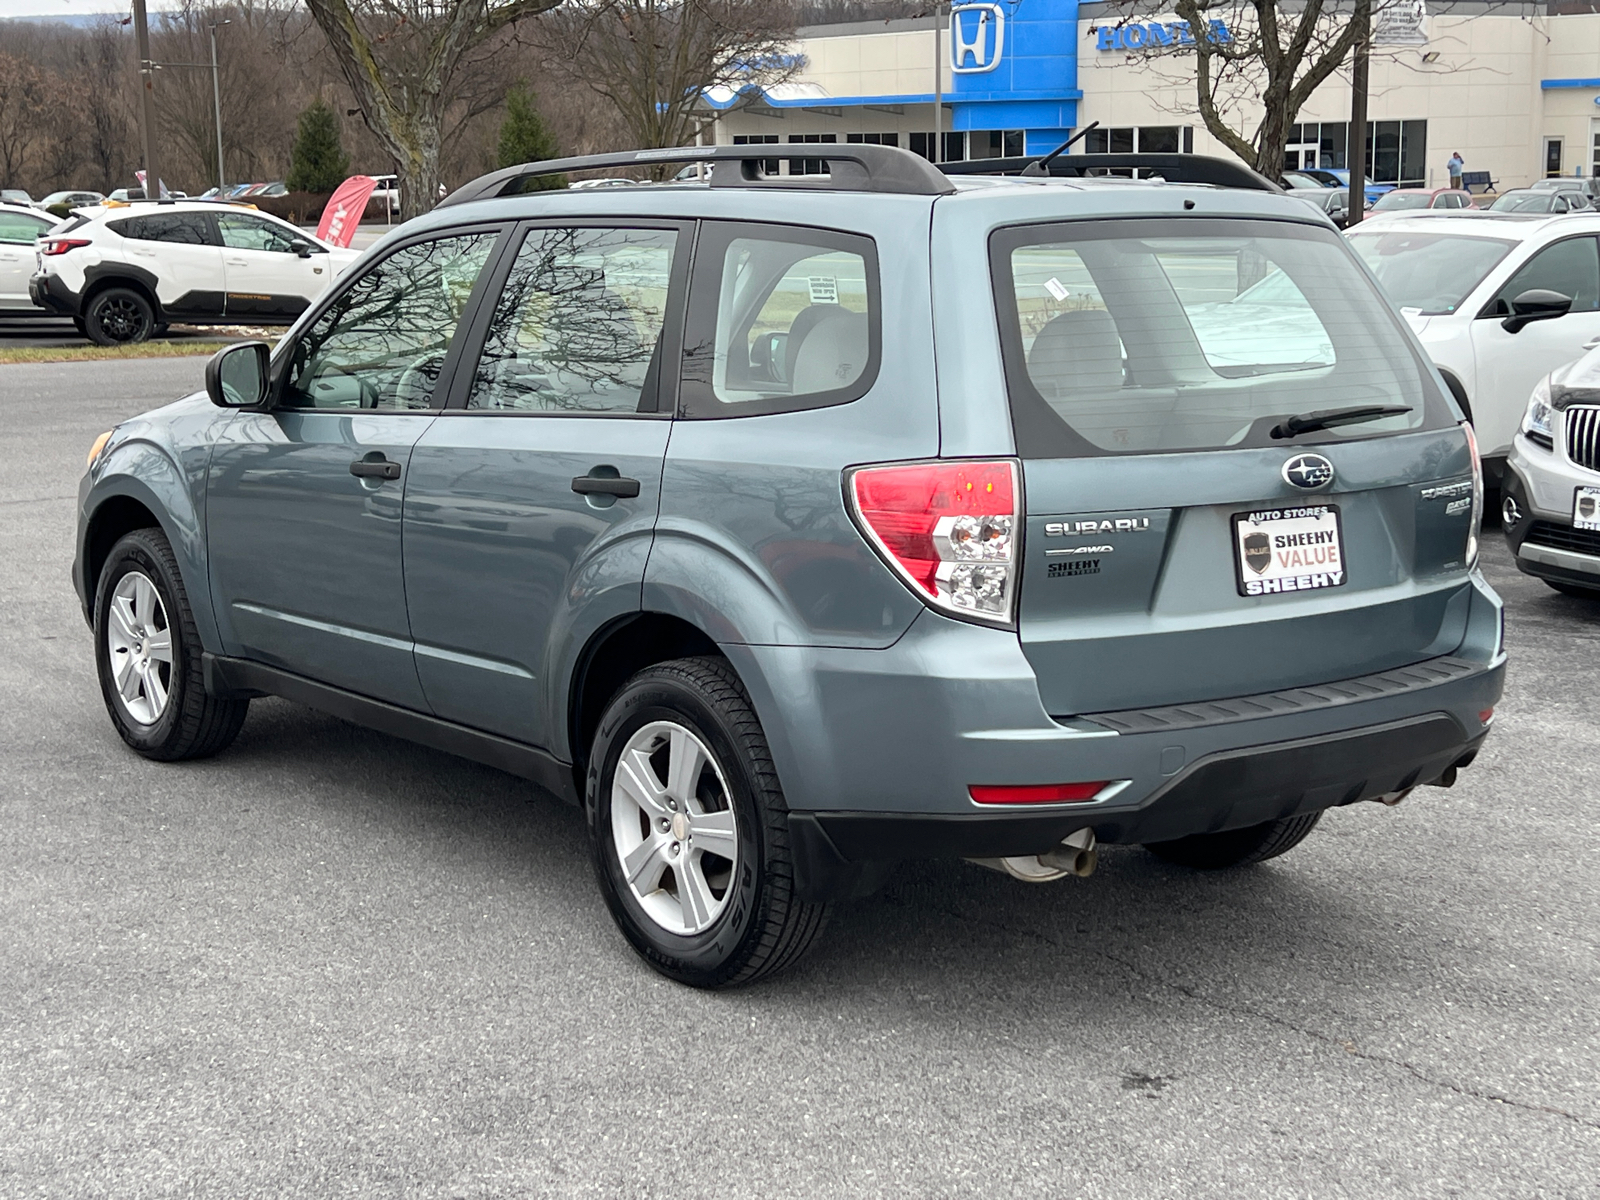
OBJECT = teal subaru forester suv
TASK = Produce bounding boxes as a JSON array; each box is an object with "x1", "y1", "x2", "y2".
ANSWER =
[{"x1": 73, "y1": 146, "x2": 1504, "y2": 986}]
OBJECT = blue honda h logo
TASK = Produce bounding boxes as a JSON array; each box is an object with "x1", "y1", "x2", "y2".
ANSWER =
[{"x1": 950, "y1": 3, "x2": 1006, "y2": 74}]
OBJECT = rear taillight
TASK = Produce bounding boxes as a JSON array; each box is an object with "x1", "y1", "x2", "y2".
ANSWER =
[
  {"x1": 41, "y1": 238, "x2": 90, "y2": 256},
  {"x1": 847, "y1": 459, "x2": 1019, "y2": 624},
  {"x1": 1463, "y1": 421, "x2": 1482, "y2": 567}
]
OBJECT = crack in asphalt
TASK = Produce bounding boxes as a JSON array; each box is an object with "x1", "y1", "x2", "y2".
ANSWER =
[
  {"x1": 891, "y1": 891, "x2": 1600, "y2": 1132},
  {"x1": 0, "y1": 495, "x2": 75, "y2": 506}
]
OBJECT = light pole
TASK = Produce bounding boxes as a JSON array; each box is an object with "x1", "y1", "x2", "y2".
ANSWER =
[
  {"x1": 209, "y1": 19, "x2": 229, "y2": 190},
  {"x1": 131, "y1": 0, "x2": 160, "y2": 199}
]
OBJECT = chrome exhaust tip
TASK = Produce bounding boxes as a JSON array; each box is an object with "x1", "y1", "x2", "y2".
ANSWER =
[{"x1": 967, "y1": 828, "x2": 1097, "y2": 882}]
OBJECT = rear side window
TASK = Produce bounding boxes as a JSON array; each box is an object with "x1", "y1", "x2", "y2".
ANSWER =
[
  {"x1": 0, "y1": 211, "x2": 48, "y2": 243},
  {"x1": 679, "y1": 222, "x2": 880, "y2": 418},
  {"x1": 992, "y1": 218, "x2": 1450, "y2": 457},
  {"x1": 111, "y1": 212, "x2": 215, "y2": 245},
  {"x1": 467, "y1": 226, "x2": 680, "y2": 413}
]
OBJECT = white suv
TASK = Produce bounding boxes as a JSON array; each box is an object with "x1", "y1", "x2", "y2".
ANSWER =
[
  {"x1": 30, "y1": 202, "x2": 361, "y2": 345},
  {"x1": 1347, "y1": 210, "x2": 1600, "y2": 494}
]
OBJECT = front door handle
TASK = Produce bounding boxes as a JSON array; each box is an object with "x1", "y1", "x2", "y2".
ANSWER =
[
  {"x1": 1583, "y1": 335, "x2": 1600, "y2": 350},
  {"x1": 571, "y1": 472, "x2": 641, "y2": 498},
  {"x1": 350, "y1": 456, "x2": 401, "y2": 480}
]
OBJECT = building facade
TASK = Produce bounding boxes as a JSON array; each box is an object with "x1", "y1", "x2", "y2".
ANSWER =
[{"x1": 700, "y1": 1, "x2": 1600, "y2": 191}]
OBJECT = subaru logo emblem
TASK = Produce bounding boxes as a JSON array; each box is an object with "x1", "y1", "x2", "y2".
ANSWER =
[
  {"x1": 1283, "y1": 453, "x2": 1335, "y2": 490},
  {"x1": 950, "y1": 3, "x2": 1006, "y2": 73}
]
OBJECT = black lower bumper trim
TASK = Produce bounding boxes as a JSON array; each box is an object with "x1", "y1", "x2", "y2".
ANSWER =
[{"x1": 790, "y1": 713, "x2": 1486, "y2": 899}]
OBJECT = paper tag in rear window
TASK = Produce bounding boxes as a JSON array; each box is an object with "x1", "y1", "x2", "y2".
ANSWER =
[{"x1": 1232, "y1": 506, "x2": 1346, "y2": 597}]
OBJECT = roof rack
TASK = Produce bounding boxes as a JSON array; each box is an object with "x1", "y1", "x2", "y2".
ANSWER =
[
  {"x1": 439, "y1": 143, "x2": 956, "y2": 207},
  {"x1": 940, "y1": 153, "x2": 1280, "y2": 193}
]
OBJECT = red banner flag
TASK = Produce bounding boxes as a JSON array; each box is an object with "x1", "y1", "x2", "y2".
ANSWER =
[{"x1": 317, "y1": 175, "x2": 378, "y2": 248}]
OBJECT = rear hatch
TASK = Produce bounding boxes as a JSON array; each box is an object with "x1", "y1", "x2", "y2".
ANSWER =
[{"x1": 990, "y1": 216, "x2": 1477, "y2": 716}]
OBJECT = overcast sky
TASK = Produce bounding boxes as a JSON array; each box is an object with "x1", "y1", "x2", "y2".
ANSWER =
[{"x1": 0, "y1": 1, "x2": 178, "y2": 20}]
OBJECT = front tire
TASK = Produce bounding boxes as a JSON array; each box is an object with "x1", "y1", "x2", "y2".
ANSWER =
[
  {"x1": 94, "y1": 528, "x2": 248, "y2": 760},
  {"x1": 1144, "y1": 812, "x2": 1323, "y2": 870},
  {"x1": 84, "y1": 287, "x2": 154, "y2": 346},
  {"x1": 586, "y1": 657, "x2": 828, "y2": 988}
]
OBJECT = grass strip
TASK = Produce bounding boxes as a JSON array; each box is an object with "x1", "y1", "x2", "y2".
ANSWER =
[{"x1": 0, "y1": 341, "x2": 233, "y2": 365}]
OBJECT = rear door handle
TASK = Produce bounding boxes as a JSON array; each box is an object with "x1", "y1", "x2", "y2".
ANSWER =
[
  {"x1": 350, "y1": 457, "x2": 401, "y2": 480},
  {"x1": 571, "y1": 472, "x2": 641, "y2": 498},
  {"x1": 1583, "y1": 336, "x2": 1600, "y2": 350}
]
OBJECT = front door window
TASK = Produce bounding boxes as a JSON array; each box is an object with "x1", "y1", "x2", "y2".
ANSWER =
[{"x1": 283, "y1": 232, "x2": 498, "y2": 410}]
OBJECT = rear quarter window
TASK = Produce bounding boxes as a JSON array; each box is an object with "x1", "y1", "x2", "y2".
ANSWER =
[{"x1": 992, "y1": 217, "x2": 1454, "y2": 457}]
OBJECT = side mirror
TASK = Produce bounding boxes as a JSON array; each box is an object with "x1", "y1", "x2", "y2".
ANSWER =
[
  {"x1": 1502, "y1": 288, "x2": 1573, "y2": 333},
  {"x1": 206, "y1": 341, "x2": 272, "y2": 408},
  {"x1": 289, "y1": 238, "x2": 315, "y2": 258}
]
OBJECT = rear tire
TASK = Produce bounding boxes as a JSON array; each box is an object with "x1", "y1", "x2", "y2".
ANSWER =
[
  {"x1": 586, "y1": 656, "x2": 828, "y2": 988},
  {"x1": 1144, "y1": 812, "x2": 1323, "y2": 870},
  {"x1": 84, "y1": 287, "x2": 154, "y2": 346},
  {"x1": 1546, "y1": 580, "x2": 1600, "y2": 600},
  {"x1": 94, "y1": 527, "x2": 248, "y2": 760}
]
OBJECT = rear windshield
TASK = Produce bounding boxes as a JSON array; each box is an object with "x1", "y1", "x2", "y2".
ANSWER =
[
  {"x1": 992, "y1": 218, "x2": 1452, "y2": 458},
  {"x1": 1346, "y1": 228, "x2": 1513, "y2": 314}
]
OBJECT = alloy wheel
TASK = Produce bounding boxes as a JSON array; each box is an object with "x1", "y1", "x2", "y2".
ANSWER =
[
  {"x1": 610, "y1": 720, "x2": 739, "y2": 935},
  {"x1": 105, "y1": 571, "x2": 173, "y2": 725},
  {"x1": 98, "y1": 297, "x2": 148, "y2": 342}
]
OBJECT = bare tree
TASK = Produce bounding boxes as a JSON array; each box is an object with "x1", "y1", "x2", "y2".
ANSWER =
[
  {"x1": 547, "y1": 0, "x2": 798, "y2": 156},
  {"x1": 0, "y1": 53, "x2": 50, "y2": 188},
  {"x1": 300, "y1": 0, "x2": 565, "y2": 217}
]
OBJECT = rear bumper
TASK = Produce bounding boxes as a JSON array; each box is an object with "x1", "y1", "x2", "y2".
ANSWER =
[
  {"x1": 724, "y1": 575, "x2": 1504, "y2": 900},
  {"x1": 29, "y1": 270, "x2": 79, "y2": 316},
  {"x1": 790, "y1": 713, "x2": 1488, "y2": 899}
]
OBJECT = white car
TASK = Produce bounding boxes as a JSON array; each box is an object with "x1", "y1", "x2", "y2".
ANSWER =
[
  {"x1": 0, "y1": 202, "x2": 57, "y2": 312},
  {"x1": 1346, "y1": 209, "x2": 1600, "y2": 494},
  {"x1": 29, "y1": 201, "x2": 362, "y2": 344},
  {"x1": 1502, "y1": 346, "x2": 1600, "y2": 597}
]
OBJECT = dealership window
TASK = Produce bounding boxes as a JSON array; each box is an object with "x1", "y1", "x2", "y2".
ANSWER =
[
  {"x1": 733, "y1": 134, "x2": 779, "y2": 176},
  {"x1": 1287, "y1": 122, "x2": 1347, "y2": 171},
  {"x1": 788, "y1": 133, "x2": 837, "y2": 176},
  {"x1": 1082, "y1": 126, "x2": 1193, "y2": 155},
  {"x1": 1365, "y1": 120, "x2": 1427, "y2": 187},
  {"x1": 846, "y1": 132, "x2": 899, "y2": 148},
  {"x1": 908, "y1": 131, "x2": 970, "y2": 162}
]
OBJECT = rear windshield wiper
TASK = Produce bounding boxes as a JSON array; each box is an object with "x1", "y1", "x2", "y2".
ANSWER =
[{"x1": 1271, "y1": 405, "x2": 1412, "y2": 439}]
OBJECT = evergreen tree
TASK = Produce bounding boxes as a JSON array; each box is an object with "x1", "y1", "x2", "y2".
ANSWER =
[
  {"x1": 286, "y1": 100, "x2": 350, "y2": 194},
  {"x1": 496, "y1": 85, "x2": 565, "y2": 189}
]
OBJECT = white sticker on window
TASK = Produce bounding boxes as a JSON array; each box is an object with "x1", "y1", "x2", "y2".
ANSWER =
[
  {"x1": 1044, "y1": 276, "x2": 1071, "y2": 302},
  {"x1": 808, "y1": 276, "x2": 839, "y2": 304}
]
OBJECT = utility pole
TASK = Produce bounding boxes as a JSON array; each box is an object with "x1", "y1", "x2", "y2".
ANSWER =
[
  {"x1": 932, "y1": 2, "x2": 942, "y2": 165},
  {"x1": 209, "y1": 20, "x2": 230, "y2": 190},
  {"x1": 1348, "y1": 0, "x2": 1370, "y2": 226},
  {"x1": 132, "y1": 0, "x2": 160, "y2": 199}
]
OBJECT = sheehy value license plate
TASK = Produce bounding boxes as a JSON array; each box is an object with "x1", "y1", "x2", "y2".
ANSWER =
[
  {"x1": 1574, "y1": 486, "x2": 1600, "y2": 531},
  {"x1": 1231, "y1": 505, "x2": 1346, "y2": 597}
]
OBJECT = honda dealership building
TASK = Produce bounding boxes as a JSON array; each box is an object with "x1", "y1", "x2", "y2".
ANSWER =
[{"x1": 700, "y1": 1, "x2": 1600, "y2": 191}]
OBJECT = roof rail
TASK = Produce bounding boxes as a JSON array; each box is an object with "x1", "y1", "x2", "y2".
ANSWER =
[
  {"x1": 940, "y1": 153, "x2": 1281, "y2": 193},
  {"x1": 439, "y1": 144, "x2": 956, "y2": 207}
]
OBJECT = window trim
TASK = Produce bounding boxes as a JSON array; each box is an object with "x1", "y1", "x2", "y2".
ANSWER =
[
  {"x1": 266, "y1": 222, "x2": 510, "y2": 414},
  {"x1": 678, "y1": 220, "x2": 882, "y2": 420},
  {"x1": 989, "y1": 214, "x2": 1455, "y2": 459},
  {"x1": 437, "y1": 217, "x2": 696, "y2": 418},
  {"x1": 1475, "y1": 233, "x2": 1600, "y2": 320}
]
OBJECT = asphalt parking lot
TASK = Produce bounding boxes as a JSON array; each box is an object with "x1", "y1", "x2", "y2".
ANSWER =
[{"x1": 2, "y1": 358, "x2": 1597, "y2": 1197}]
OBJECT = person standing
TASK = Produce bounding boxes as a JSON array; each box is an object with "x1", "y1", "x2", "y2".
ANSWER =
[{"x1": 1448, "y1": 151, "x2": 1465, "y2": 190}]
